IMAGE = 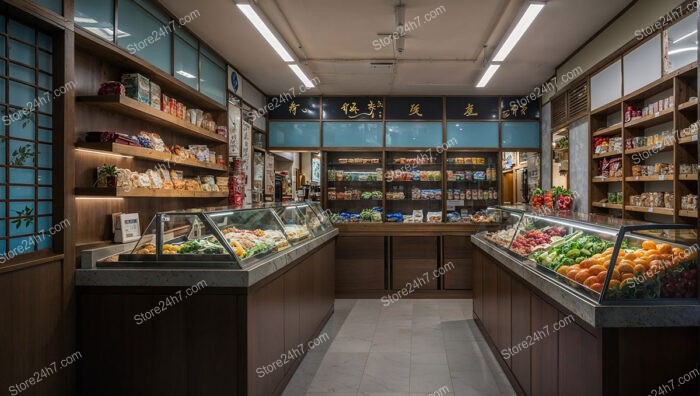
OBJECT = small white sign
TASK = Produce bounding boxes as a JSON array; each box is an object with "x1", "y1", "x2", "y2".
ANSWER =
[
  {"x1": 654, "y1": 112, "x2": 660, "y2": 118},
  {"x1": 659, "y1": 175, "x2": 665, "y2": 181},
  {"x1": 692, "y1": 134, "x2": 698, "y2": 142},
  {"x1": 647, "y1": 207, "x2": 653, "y2": 213},
  {"x1": 447, "y1": 200, "x2": 464, "y2": 211}
]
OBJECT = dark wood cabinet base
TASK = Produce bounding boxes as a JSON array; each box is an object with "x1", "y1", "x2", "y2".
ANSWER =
[{"x1": 78, "y1": 240, "x2": 335, "y2": 396}]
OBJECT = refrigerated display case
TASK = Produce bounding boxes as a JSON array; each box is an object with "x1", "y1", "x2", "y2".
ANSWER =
[
  {"x1": 477, "y1": 206, "x2": 698, "y2": 303},
  {"x1": 119, "y1": 203, "x2": 336, "y2": 269}
]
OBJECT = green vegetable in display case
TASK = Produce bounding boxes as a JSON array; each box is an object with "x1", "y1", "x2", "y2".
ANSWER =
[
  {"x1": 176, "y1": 237, "x2": 225, "y2": 255},
  {"x1": 530, "y1": 232, "x2": 614, "y2": 271}
]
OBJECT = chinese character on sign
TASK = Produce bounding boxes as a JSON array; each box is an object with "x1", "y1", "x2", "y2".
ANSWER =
[
  {"x1": 464, "y1": 103, "x2": 478, "y2": 117},
  {"x1": 289, "y1": 101, "x2": 299, "y2": 116},
  {"x1": 409, "y1": 103, "x2": 423, "y2": 117},
  {"x1": 519, "y1": 103, "x2": 527, "y2": 116},
  {"x1": 510, "y1": 103, "x2": 518, "y2": 116},
  {"x1": 367, "y1": 100, "x2": 377, "y2": 118}
]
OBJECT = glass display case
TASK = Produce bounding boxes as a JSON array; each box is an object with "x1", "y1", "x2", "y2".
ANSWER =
[
  {"x1": 122, "y1": 203, "x2": 335, "y2": 269},
  {"x1": 478, "y1": 206, "x2": 698, "y2": 303}
]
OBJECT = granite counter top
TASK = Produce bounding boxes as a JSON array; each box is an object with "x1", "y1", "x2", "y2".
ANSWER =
[
  {"x1": 471, "y1": 234, "x2": 700, "y2": 328},
  {"x1": 76, "y1": 229, "x2": 338, "y2": 288}
]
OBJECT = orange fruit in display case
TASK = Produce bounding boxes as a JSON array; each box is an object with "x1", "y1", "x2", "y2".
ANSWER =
[
  {"x1": 642, "y1": 240, "x2": 657, "y2": 250},
  {"x1": 612, "y1": 268, "x2": 621, "y2": 280},
  {"x1": 596, "y1": 271, "x2": 607, "y2": 283},
  {"x1": 567, "y1": 269, "x2": 579, "y2": 280},
  {"x1": 633, "y1": 264, "x2": 646, "y2": 274},
  {"x1": 583, "y1": 276, "x2": 598, "y2": 287},
  {"x1": 589, "y1": 265, "x2": 607, "y2": 275},
  {"x1": 557, "y1": 265, "x2": 571, "y2": 276},
  {"x1": 590, "y1": 283, "x2": 603, "y2": 293},
  {"x1": 658, "y1": 243, "x2": 672, "y2": 254},
  {"x1": 579, "y1": 259, "x2": 593, "y2": 268},
  {"x1": 621, "y1": 273, "x2": 634, "y2": 280},
  {"x1": 575, "y1": 270, "x2": 591, "y2": 283},
  {"x1": 624, "y1": 252, "x2": 637, "y2": 260},
  {"x1": 617, "y1": 263, "x2": 634, "y2": 274},
  {"x1": 608, "y1": 279, "x2": 621, "y2": 289}
]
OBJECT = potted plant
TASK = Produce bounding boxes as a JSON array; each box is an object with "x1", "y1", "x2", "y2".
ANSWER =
[{"x1": 97, "y1": 164, "x2": 118, "y2": 188}]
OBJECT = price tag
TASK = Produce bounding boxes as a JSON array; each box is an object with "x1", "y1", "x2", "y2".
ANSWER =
[
  {"x1": 656, "y1": 142, "x2": 662, "y2": 149},
  {"x1": 659, "y1": 175, "x2": 665, "y2": 181},
  {"x1": 647, "y1": 207, "x2": 653, "y2": 213},
  {"x1": 602, "y1": 203, "x2": 607, "y2": 208},
  {"x1": 693, "y1": 135, "x2": 698, "y2": 142},
  {"x1": 635, "y1": 176, "x2": 639, "y2": 181},
  {"x1": 654, "y1": 112, "x2": 660, "y2": 118}
]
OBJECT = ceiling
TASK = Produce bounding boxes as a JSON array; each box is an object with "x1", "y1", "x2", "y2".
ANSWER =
[{"x1": 160, "y1": 0, "x2": 633, "y2": 97}]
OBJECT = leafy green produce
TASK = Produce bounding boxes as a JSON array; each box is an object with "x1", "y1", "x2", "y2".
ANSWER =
[
  {"x1": 177, "y1": 238, "x2": 224, "y2": 254},
  {"x1": 530, "y1": 232, "x2": 614, "y2": 271}
]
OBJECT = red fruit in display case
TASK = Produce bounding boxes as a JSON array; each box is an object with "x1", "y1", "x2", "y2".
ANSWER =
[{"x1": 530, "y1": 188, "x2": 544, "y2": 208}]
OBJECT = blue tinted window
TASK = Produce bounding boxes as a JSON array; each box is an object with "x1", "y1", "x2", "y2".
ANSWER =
[
  {"x1": 502, "y1": 121, "x2": 540, "y2": 148},
  {"x1": 446, "y1": 122, "x2": 499, "y2": 148},
  {"x1": 174, "y1": 34, "x2": 198, "y2": 89},
  {"x1": 269, "y1": 122, "x2": 320, "y2": 147},
  {"x1": 75, "y1": 0, "x2": 115, "y2": 42},
  {"x1": 385, "y1": 122, "x2": 441, "y2": 148},
  {"x1": 32, "y1": 0, "x2": 62, "y2": 15},
  {"x1": 200, "y1": 47, "x2": 225, "y2": 104},
  {"x1": 118, "y1": 0, "x2": 172, "y2": 73},
  {"x1": 323, "y1": 122, "x2": 382, "y2": 147}
]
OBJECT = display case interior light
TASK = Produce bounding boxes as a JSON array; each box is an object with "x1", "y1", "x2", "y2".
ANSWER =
[
  {"x1": 236, "y1": 3, "x2": 294, "y2": 62},
  {"x1": 75, "y1": 148, "x2": 134, "y2": 159},
  {"x1": 492, "y1": 2, "x2": 545, "y2": 62}
]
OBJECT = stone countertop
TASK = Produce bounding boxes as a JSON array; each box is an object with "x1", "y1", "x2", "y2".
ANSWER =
[
  {"x1": 76, "y1": 229, "x2": 338, "y2": 288},
  {"x1": 471, "y1": 234, "x2": 700, "y2": 328}
]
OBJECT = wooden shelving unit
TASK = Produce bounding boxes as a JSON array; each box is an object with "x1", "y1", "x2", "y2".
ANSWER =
[
  {"x1": 77, "y1": 95, "x2": 227, "y2": 143},
  {"x1": 592, "y1": 151, "x2": 622, "y2": 159},
  {"x1": 75, "y1": 187, "x2": 228, "y2": 198},
  {"x1": 75, "y1": 143, "x2": 229, "y2": 172},
  {"x1": 588, "y1": 62, "x2": 698, "y2": 224}
]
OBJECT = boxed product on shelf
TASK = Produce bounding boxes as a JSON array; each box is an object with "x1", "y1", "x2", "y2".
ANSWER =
[
  {"x1": 680, "y1": 164, "x2": 698, "y2": 174},
  {"x1": 598, "y1": 157, "x2": 622, "y2": 177},
  {"x1": 607, "y1": 192, "x2": 623, "y2": 204},
  {"x1": 121, "y1": 73, "x2": 150, "y2": 104},
  {"x1": 189, "y1": 145, "x2": 210, "y2": 162},
  {"x1": 97, "y1": 81, "x2": 125, "y2": 96},
  {"x1": 149, "y1": 81, "x2": 161, "y2": 110},
  {"x1": 161, "y1": 94, "x2": 171, "y2": 114},
  {"x1": 681, "y1": 194, "x2": 698, "y2": 211},
  {"x1": 426, "y1": 212, "x2": 442, "y2": 223},
  {"x1": 628, "y1": 192, "x2": 673, "y2": 208}
]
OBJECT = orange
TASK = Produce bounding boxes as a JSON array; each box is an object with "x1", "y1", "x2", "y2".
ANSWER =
[
  {"x1": 590, "y1": 283, "x2": 603, "y2": 293},
  {"x1": 621, "y1": 273, "x2": 634, "y2": 280},
  {"x1": 575, "y1": 270, "x2": 591, "y2": 284},
  {"x1": 583, "y1": 276, "x2": 598, "y2": 287},
  {"x1": 567, "y1": 269, "x2": 579, "y2": 280},
  {"x1": 612, "y1": 268, "x2": 621, "y2": 280},
  {"x1": 658, "y1": 243, "x2": 672, "y2": 254},
  {"x1": 617, "y1": 263, "x2": 634, "y2": 274},
  {"x1": 604, "y1": 247, "x2": 615, "y2": 254},
  {"x1": 633, "y1": 264, "x2": 646, "y2": 274},
  {"x1": 579, "y1": 259, "x2": 593, "y2": 269},
  {"x1": 642, "y1": 240, "x2": 657, "y2": 250},
  {"x1": 589, "y1": 265, "x2": 607, "y2": 275},
  {"x1": 596, "y1": 271, "x2": 608, "y2": 283},
  {"x1": 624, "y1": 252, "x2": 637, "y2": 260},
  {"x1": 557, "y1": 266, "x2": 571, "y2": 276},
  {"x1": 608, "y1": 279, "x2": 621, "y2": 289}
]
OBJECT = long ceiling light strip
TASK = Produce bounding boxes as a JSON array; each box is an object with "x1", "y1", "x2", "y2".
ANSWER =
[
  {"x1": 476, "y1": 64, "x2": 501, "y2": 88},
  {"x1": 236, "y1": 2, "x2": 318, "y2": 89},
  {"x1": 236, "y1": 4, "x2": 295, "y2": 62},
  {"x1": 492, "y1": 2, "x2": 545, "y2": 62},
  {"x1": 289, "y1": 64, "x2": 316, "y2": 88},
  {"x1": 476, "y1": 1, "x2": 545, "y2": 88}
]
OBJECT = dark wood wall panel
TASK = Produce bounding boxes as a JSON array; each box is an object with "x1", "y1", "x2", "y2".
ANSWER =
[
  {"x1": 443, "y1": 236, "x2": 473, "y2": 290},
  {"x1": 510, "y1": 279, "x2": 531, "y2": 394},
  {"x1": 283, "y1": 263, "x2": 301, "y2": 375},
  {"x1": 392, "y1": 236, "x2": 438, "y2": 290},
  {"x1": 557, "y1": 316, "x2": 600, "y2": 396},
  {"x1": 0, "y1": 261, "x2": 67, "y2": 395},
  {"x1": 335, "y1": 236, "x2": 385, "y2": 291},
  {"x1": 496, "y1": 267, "x2": 512, "y2": 367},
  {"x1": 473, "y1": 248, "x2": 484, "y2": 320},
  {"x1": 481, "y1": 258, "x2": 498, "y2": 338},
  {"x1": 530, "y1": 294, "x2": 559, "y2": 396}
]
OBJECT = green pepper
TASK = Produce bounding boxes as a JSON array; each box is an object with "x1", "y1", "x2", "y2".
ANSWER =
[{"x1": 566, "y1": 248, "x2": 580, "y2": 258}]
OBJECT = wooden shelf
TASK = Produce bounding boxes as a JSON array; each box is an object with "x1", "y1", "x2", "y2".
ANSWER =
[
  {"x1": 77, "y1": 95, "x2": 227, "y2": 144},
  {"x1": 624, "y1": 108, "x2": 674, "y2": 129},
  {"x1": 592, "y1": 151, "x2": 622, "y2": 159},
  {"x1": 679, "y1": 135, "x2": 698, "y2": 145},
  {"x1": 75, "y1": 187, "x2": 228, "y2": 198},
  {"x1": 75, "y1": 27, "x2": 225, "y2": 111},
  {"x1": 679, "y1": 210, "x2": 698, "y2": 218},
  {"x1": 592, "y1": 123, "x2": 622, "y2": 137},
  {"x1": 678, "y1": 98, "x2": 698, "y2": 111},
  {"x1": 590, "y1": 99, "x2": 621, "y2": 116},
  {"x1": 592, "y1": 177, "x2": 622, "y2": 183},
  {"x1": 622, "y1": 74, "x2": 674, "y2": 102},
  {"x1": 624, "y1": 205, "x2": 674, "y2": 216},
  {"x1": 552, "y1": 127, "x2": 569, "y2": 137},
  {"x1": 625, "y1": 175, "x2": 674, "y2": 182},
  {"x1": 592, "y1": 202, "x2": 623, "y2": 210},
  {"x1": 75, "y1": 143, "x2": 229, "y2": 172},
  {"x1": 679, "y1": 173, "x2": 699, "y2": 181},
  {"x1": 553, "y1": 147, "x2": 569, "y2": 153},
  {"x1": 625, "y1": 143, "x2": 673, "y2": 155}
]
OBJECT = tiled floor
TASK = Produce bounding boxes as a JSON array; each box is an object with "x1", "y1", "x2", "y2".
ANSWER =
[{"x1": 282, "y1": 299, "x2": 517, "y2": 396}]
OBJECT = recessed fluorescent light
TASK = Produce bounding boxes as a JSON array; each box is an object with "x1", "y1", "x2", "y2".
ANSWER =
[
  {"x1": 75, "y1": 16, "x2": 98, "y2": 24},
  {"x1": 668, "y1": 47, "x2": 697, "y2": 55},
  {"x1": 672, "y1": 30, "x2": 697, "y2": 44},
  {"x1": 289, "y1": 64, "x2": 316, "y2": 88},
  {"x1": 176, "y1": 70, "x2": 197, "y2": 79},
  {"x1": 492, "y1": 2, "x2": 545, "y2": 62},
  {"x1": 476, "y1": 64, "x2": 501, "y2": 88},
  {"x1": 237, "y1": 4, "x2": 294, "y2": 62}
]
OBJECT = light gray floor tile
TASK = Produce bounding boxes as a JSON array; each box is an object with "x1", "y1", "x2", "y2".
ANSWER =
[
  {"x1": 308, "y1": 352, "x2": 368, "y2": 393},
  {"x1": 411, "y1": 336, "x2": 445, "y2": 354},
  {"x1": 450, "y1": 369, "x2": 502, "y2": 395},
  {"x1": 409, "y1": 364, "x2": 453, "y2": 393},
  {"x1": 411, "y1": 351, "x2": 448, "y2": 365},
  {"x1": 359, "y1": 352, "x2": 411, "y2": 393}
]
